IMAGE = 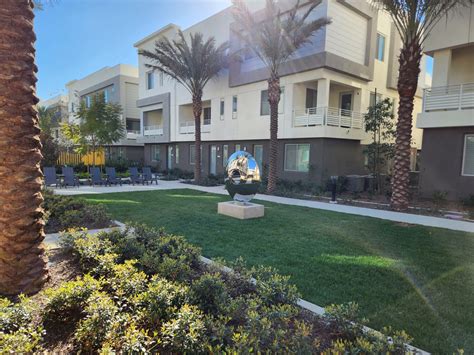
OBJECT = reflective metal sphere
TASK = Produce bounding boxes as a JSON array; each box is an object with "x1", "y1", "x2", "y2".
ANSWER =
[{"x1": 225, "y1": 150, "x2": 261, "y2": 203}]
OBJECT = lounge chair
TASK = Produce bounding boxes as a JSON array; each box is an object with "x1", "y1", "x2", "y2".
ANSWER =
[
  {"x1": 62, "y1": 166, "x2": 80, "y2": 188},
  {"x1": 105, "y1": 167, "x2": 122, "y2": 186},
  {"x1": 44, "y1": 167, "x2": 60, "y2": 187},
  {"x1": 142, "y1": 167, "x2": 158, "y2": 185},
  {"x1": 89, "y1": 167, "x2": 108, "y2": 186},
  {"x1": 129, "y1": 167, "x2": 146, "y2": 185}
]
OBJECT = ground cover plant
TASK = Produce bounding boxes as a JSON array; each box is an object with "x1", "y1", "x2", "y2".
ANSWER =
[
  {"x1": 43, "y1": 191, "x2": 112, "y2": 233},
  {"x1": 1, "y1": 225, "x2": 414, "y2": 353},
  {"x1": 80, "y1": 189, "x2": 474, "y2": 353}
]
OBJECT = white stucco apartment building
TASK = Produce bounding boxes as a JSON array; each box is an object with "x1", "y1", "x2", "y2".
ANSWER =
[
  {"x1": 134, "y1": 0, "x2": 427, "y2": 184},
  {"x1": 38, "y1": 94, "x2": 69, "y2": 141},
  {"x1": 66, "y1": 64, "x2": 144, "y2": 162}
]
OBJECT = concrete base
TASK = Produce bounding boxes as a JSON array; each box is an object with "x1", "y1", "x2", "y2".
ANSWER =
[{"x1": 218, "y1": 201, "x2": 264, "y2": 219}]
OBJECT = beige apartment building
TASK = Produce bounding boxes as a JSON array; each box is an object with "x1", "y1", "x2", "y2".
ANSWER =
[
  {"x1": 66, "y1": 64, "x2": 144, "y2": 162},
  {"x1": 417, "y1": 2, "x2": 474, "y2": 199},
  {"x1": 38, "y1": 94, "x2": 69, "y2": 141},
  {"x1": 135, "y1": 0, "x2": 427, "y2": 184}
]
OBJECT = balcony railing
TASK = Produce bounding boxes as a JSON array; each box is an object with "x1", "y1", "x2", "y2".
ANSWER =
[
  {"x1": 179, "y1": 121, "x2": 211, "y2": 134},
  {"x1": 143, "y1": 125, "x2": 164, "y2": 136},
  {"x1": 293, "y1": 106, "x2": 364, "y2": 129},
  {"x1": 423, "y1": 83, "x2": 474, "y2": 112},
  {"x1": 126, "y1": 130, "x2": 140, "y2": 139}
]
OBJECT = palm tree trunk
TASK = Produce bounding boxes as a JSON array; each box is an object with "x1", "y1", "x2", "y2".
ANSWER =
[
  {"x1": 192, "y1": 93, "x2": 203, "y2": 184},
  {"x1": 0, "y1": 0, "x2": 48, "y2": 295},
  {"x1": 391, "y1": 41, "x2": 422, "y2": 211},
  {"x1": 266, "y1": 75, "x2": 280, "y2": 194}
]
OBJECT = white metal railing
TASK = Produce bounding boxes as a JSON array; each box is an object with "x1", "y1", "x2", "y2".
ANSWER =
[
  {"x1": 143, "y1": 125, "x2": 164, "y2": 136},
  {"x1": 293, "y1": 106, "x2": 364, "y2": 129},
  {"x1": 179, "y1": 121, "x2": 211, "y2": 134},
  {"x1": 423, "y1": 83, "x2": 474, "y2": 112},
  {"x1": 126, "y1": 130, "x2": 140, "y2": 139}
]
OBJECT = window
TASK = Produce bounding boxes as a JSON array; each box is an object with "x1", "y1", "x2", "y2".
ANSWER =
[
  {"x1": 232, "y1": 95, "x2": 238, "y2": 118},
  {"x1": 151, "y1": 145, "x2": 160, "y2": 162},
  {"x1": 175, "y1": 145, "x2": 179, "y2": 164},
  {"x1": 260, "y1": 87, "x2": 285, "y2": 116},
  {"x1": 159, "y1": 71, "x2": 164, "y2": 86},
  {"x1": 126, "y1": 118, "x2": 140, "y2": 132},
  {"x1": 147, "y1": 72, "x2": 155, "y2": 90},
  {"x1": 462, "y1": 134, "x2": 474, "y2": 176},
  {"x1": 235, "y1": 144, "x2": 241, "y2": 152},
  {"x1": 222, "y1": 145, "x2": 228, "y2": 166},
  {"x1": 190, "y1": 144, "x2": 195, "y2": 165},
  {"x1": 376, "y1": 33, "x2": 385, "y2": 61},
  {"x1": 254, "y1": 145, "x2": 263, "y2": 171},
  {"x1": 369, "y1": 92, "x2": 383, "y2": 107},
  {"x1": 203, "y1": 107, "x2": 211, "y2": 124},
  {"x1": 220, "y1": 98, "x2": 225, "y2": 120},
  {"x1": 104, "y1": 89, "x2": 109, "y2": 103},
  {"x1": 85, "y1": 95, "x2": 91, "y2": 108},
  {"x1": 71, "y1": 102, "x2": 75, "y2": 113},
  {"x1": 306, "y1": 88, "x2": 317, "y2": 109},
  {"x1": 284, "y1": 144, "x2": 310, "y2": 172}
]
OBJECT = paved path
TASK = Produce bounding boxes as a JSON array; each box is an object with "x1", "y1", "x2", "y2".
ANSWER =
[{"x1": 54, "y1": 181, "x2": 474, "y2": 233}]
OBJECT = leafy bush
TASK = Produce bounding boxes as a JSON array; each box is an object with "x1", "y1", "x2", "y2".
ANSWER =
[
  {"x1": 43, "y1": 192, "x2": 111, "y2": 233},
  {"x1": 160, "y1": 304, "x2": 207, "y2": 353},
  {"x1": 43, "y1": 275, "x2": 102, "y2": 324},
  {"x1": 0, "y1": 325, "x2": 44, "y2": 353},
  {"x1": 190, "y1": 273, "x2": 229, "y2": 315},
  {"x1": 0, "y1": 296, "x2": 34, "y2": 333},
  {"x1": 106, "y1": 260, "x2": 148, "y2": 300},
  {"x1": 252, "y1": 265, "x2": 300, "y2": 305},
  {"x1": 71, "y1": 233, "x2": 118, "y2": 276}
]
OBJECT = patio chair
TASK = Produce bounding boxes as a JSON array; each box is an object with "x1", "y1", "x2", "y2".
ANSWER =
[
  {"x1": 44, "y1": 167, "x2": 60, "y2": 187},
  {"x1": 129, "y1": 167, "x2": 146, "y2": 185},
  {"x1": 105, "y1": 167, "x2": 122, "y2": 186},
  {"x1": 61, "y1": 166, "x2": 80, "y2": 188},
  {"x1": 142, "y1": 166, "x2": 158, "y2": 185},
  {"x1": 89, "y1": 167, "x2": 108, "y2": 186}
]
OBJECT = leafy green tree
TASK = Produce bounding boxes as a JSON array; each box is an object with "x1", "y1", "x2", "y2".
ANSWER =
[
  {"x1": 62, "y1": 92, "x2": 124, "y2": 166},
  {"x1": 364, "y1": 98, "x2": 396, "y2": 193},
  {"x1": 139, "y1": 32, "x2": 228, "y2": 184},
  {"x1": 370, "y1": 0, "x2": 470, "y2": 210},
  {"x1": 232, "y1": 0, "x2": 330, "y2": 194}
]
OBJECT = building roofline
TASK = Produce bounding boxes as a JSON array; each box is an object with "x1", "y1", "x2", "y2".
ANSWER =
[{"x1": 134, "y1": 23, "x2": 180, "y2": 47}]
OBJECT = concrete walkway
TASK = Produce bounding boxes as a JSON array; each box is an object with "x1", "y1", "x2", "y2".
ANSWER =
[{"x1": 54, "y1": 180, "x2": 474, "y2": 233}]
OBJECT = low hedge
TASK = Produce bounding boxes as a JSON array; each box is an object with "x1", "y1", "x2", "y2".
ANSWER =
[{"x1": 0, "y1": 224, "x2": 415, "y2": 353}]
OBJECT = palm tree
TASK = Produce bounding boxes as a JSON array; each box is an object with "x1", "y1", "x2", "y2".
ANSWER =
[
  {"x1": 0, "y1": 0, "x2": 48, "y2": 295},
  {"x1": 232, "y1": 0, "x2": 330, "y2": 194},
  {"x1": 140, "y1": 32, "x2": 228, "y2": 184},
  {"x1": 370, "y1": 0, "x2": 468, "y2": 211}
]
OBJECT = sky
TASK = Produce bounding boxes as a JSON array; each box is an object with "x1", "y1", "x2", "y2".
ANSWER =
[
  {"x1": 35, "y1": 0, "x2": 432, "y2": 101},
  {"x1": 35, "y1": 0, "x2": 232, "y2": 100}
]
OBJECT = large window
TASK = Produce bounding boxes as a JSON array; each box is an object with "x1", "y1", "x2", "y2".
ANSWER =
[
  {"x1": 235, "y1": 144, "x2": 241, "y2": 152},
  {"x1": 306, "y1": 88, "x2": 317, "y2": 109},
  {"x1": 175, "y1": 145, "x2": 180, "y2": 164},
  {"x1": 190, "y1": 145, "x2": 195, "y2": 165},
  {"x1": 126, "y1": 118, "x2": 140, "y2": 132},
  {"x1": 254, "y1": 145, "x2": 263, "y2": 171},
  {"x1": 462, "y1": 134, "x2": 474, "y2": 176},
  {"x1": 151, "y1": 145, "x2": 160, "y2": 162},
  {"x1": 376, "y1": 33, "x2": 385, "y2": 61},
  {"x1": 284, "y1": 144, "x2": 310, "y2": 172},
  {"x1": 260, "y1": 87, "x2": 285, "y2": 116},
  {"x1": 147, "y1": 72, "x2": 155, "y2": 90},
  {"x1": 203, "y1": 107, "x2": 211, "y2": 124},
  {"x1": 85, "y1": 95, "x2": 91, "y2": 108}
]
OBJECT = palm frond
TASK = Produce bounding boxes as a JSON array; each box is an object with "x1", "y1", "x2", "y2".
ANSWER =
[{"x1": 232, "y1": 0, "x2": 330, "y2": 76}]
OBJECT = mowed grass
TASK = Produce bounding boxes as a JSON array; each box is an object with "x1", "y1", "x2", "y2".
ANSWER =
[{"x1": 81, "y1": 189, "x2": 474, "y2": 353}]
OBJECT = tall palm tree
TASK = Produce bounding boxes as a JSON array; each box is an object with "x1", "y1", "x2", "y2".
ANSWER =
[
  {"x1": 370, "y1": 0, "x2": 468, "y2": 211},
  {"x1": 140, "y1": 32, "x2": 228, "y2": 184},
  {"x1": 0, "y1": 0, "x2": 48, "y2": 295},
  {"x1": 232, "y1": 0, "x2": 330, "y2": 194}
]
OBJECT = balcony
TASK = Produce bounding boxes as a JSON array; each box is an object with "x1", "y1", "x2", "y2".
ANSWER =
[
  {"x1": 179, "y1": 121, "x2": 211, "y2": 134},
  {"x1": 418, "y1": 83, "x2": 474, "y2": 129},
  {"x1": 126, "y1": 130, "x2": 140, "y2": 139},
  {"x1": 423, "y1": 83, "x2": 474, "y2": 112},
  {"x1": 293, "y1": 107, "x2": 364, "y2": 129},
  {"x1": 143, "y1": 125, "x2": 164, "y2": 136}
]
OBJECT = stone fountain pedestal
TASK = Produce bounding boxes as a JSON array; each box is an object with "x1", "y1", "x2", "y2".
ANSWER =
[{"x1": 217, "y1": 201, "x2": 264, "y2": 220}]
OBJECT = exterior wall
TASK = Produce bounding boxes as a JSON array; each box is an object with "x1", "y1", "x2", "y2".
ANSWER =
[
  {"x1": 144, "y1": 138, "x2": 365, "y2": 185},
  {"x1": 65, "y1": 64, "x2": 143, "y2": 159},
  {"x1": 419, "y1": 127, "x2": 474, "y2": 200}
]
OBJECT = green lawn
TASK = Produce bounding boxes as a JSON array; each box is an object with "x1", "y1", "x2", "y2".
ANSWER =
[{"x1": 81, "y1": 189, "x2": 474, "y2": 354}]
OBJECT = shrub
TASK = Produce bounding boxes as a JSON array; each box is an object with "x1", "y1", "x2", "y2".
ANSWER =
[
  {"x1": 0, "y1": 325, "x2": 44, "y2": 353},
  {"x1": 72, "y1": 233, "x2": 117, "y2": 276},
  {"x1": 190, "y1": 273, "x2": 229, "y2": 315},
  {"x1": 43, "y1": 275, "x2": 102, "y2": 324},
  {"x1": 74, "y1": 292, "x2": 118, "y2": 351},
  {"x1": 160, "y1": 304, "x2": 207, "y2": 353},
  {"x1": 106, "y1": 260, "x2": 148, "y2": 300},
  {"x1": 252, "y1": 266, "x2": 300, "y2": 305},
  {"x1": 134, "y1": 276, "x2": 189, "y2": 327},
  {"x1": 324, "y1": 302, "x2": 364, "y2": 339},
  {"x1": 0, "y1": 296, "x2": 34, "y2": 333},
  {"x1": 43, "y1": 193, "x2": 111, "y2": 233}
]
